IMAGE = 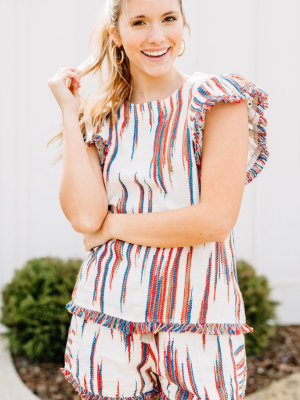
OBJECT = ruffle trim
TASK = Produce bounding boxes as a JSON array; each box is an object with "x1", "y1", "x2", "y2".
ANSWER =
[
  {"x1": 85, "y1": 132, "x2": 108, "y2": 148},
  {"x1": 60, "y1": 367, "x2": 159, "y2": 400},
  {"x1": 83, "y1": 120, "x2": 109, "y2": 170},
  {"x1": 65, "y1": 300, "x2": 254, "y2": 335},
  {"x1": 190, "y1": 73, "x2": 269, "y2": 185}
]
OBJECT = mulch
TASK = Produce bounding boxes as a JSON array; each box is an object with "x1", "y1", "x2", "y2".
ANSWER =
[{"x1": 11, "y1": 325, "x2": 300, "y2": 400}]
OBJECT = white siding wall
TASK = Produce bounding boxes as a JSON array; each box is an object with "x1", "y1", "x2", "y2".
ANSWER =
[{"x1": 0, "y1": 0, "x2": 299, "y2": 326}]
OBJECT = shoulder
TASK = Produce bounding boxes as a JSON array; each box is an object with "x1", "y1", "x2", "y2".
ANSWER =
[
  {"x1": 188, "y1": 72, "x2": 270, "y2": 185},
  {"x1": 190, "y1": 72, "x2": 268, "y2": 110},
  {"x1": 189, "y1": 71, "x2": 269, "y2": 129}
]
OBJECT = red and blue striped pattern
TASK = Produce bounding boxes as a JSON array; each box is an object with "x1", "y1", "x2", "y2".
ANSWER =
[{"x1": 71, "y1": 72, "x2": 269, "y2": 340}]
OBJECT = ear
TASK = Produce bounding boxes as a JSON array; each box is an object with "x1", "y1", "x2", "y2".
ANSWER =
[
  {"x1": 107, "y1": 23, "x2": 115, "y2": 36},
  {"x1": 107, "y1": 23, "x2": 122, "y2": 47}
]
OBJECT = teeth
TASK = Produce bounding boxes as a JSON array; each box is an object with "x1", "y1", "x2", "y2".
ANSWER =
[{"x1": 142, "y1": 48, "x2": 168, "y2": 57}]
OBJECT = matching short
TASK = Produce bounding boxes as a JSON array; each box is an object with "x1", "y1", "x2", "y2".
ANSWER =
[{"x1": 61, "y1": 314, "x2": 248, "y2": 400}]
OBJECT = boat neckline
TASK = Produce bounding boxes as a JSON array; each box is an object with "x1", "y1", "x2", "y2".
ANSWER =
[{"x1": 123, "y1": 72, "x2": 200, "y2": 107}]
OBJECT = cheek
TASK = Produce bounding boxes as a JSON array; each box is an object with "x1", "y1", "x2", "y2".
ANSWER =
[
  {"x1": 169, "y1": 26, "x2": 184, "y2": 45},
  {"x1": 122, "y1": 33, "x2": 145, "y2": 56}
]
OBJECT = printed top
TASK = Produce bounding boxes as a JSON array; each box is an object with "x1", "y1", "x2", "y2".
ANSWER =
[{"x1": 66, "y1": 71, "x2": 269, "y2": 336}]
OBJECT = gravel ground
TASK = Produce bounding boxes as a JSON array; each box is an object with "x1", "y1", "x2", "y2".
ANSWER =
[{"x1": 246, "y1": 371, "x2": 300, "y2": 400}]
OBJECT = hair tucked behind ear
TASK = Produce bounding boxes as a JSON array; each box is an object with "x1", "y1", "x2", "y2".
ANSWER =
[{"x1": 46, "y1": 0, "x2": 191, "y2": 165}]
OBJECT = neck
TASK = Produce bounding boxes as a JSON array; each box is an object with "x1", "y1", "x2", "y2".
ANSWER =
[{"x1": 128, "y1": 67, "x2": 191, "y2": 104}]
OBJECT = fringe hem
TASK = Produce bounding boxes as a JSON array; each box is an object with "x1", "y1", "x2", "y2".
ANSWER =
[
  {"x1": 65, "y1": 300, "x2": 254, "y2": 335},
  {"x1": 60, "y1": 367, "x2": 159, "y2": 400}
]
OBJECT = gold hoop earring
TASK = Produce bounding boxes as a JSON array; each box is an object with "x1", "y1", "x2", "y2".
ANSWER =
[
  {"x1": 112, "y1": 44, "x2": 124, "y2": 65},
  {"x1": 177, "y1": 39, "x2": 186, "y2": 57}
]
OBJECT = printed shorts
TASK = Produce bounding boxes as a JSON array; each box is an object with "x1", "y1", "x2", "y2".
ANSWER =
[{"x1": 61, "y1": 314, "x2": 248, "y2": 400}]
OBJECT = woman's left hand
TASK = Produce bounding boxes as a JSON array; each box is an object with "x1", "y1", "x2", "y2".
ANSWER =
[{"x1": 82, "y1": 210, "x2": 114, "y2": 251}]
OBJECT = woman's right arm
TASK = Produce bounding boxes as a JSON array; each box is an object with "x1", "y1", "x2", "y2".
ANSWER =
[
  {"x1": 60, "y1": 109, "x2": 108, "y2": 233},
  {"x1": 48, "y1": 67, "x2": 108, "y2": 234}
]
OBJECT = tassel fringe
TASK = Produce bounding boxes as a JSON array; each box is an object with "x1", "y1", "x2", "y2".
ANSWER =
[
  {"x1": 65, "y1": 301, "x2": 254, "y2": 335},
  {"x1": 60, "y1": 368, "x2": 159, "y2": 400}
]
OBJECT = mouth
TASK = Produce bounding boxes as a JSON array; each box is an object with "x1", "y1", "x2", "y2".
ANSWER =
[{"x1": 140, "y1": 47, "x2": 171, "y2": 60}]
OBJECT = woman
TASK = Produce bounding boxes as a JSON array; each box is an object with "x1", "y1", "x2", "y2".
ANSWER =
[{"x1": 47, "y1": 0, "x2": 269, "y2": 399}]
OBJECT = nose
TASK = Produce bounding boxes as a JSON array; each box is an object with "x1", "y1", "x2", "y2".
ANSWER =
[{"x1": 147, "y1": 22, "x2": 165, "y2": 45}]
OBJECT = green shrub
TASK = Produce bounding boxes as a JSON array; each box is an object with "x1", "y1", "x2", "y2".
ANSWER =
[
  {"x1": 237, "y1": 259, "x2": 280, "y2": 356},
  {"x1": 0, "y1": 257, "x2": 82, "y2": 362}
]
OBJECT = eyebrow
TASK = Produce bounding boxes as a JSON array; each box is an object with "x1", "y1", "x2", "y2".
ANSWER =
[{"x1": 130, "y1": 11, "x2": 180, "y2": 19}]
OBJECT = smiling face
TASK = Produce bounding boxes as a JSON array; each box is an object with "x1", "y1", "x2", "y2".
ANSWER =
[{"x1": 112, "y1": 0, "x2": 185, "y2": 79}]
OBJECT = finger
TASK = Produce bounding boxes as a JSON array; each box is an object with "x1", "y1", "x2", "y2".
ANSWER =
[
  {"x1": 68, "y1": 77, "x2": 81, "y2": 90},
  {"x1": 56, "y1": 67, "x2": 78, "y2": 77},
  {"x1": 61, "y1": 71, "x2": 78, "y2": 82},
  {"x1": 49, "y1": 67, "x2": 78, "y2": 85},
  {"x1": 48, "y1": 71, "x2": 81, "y2": 91},
  {"x1": 60, "y1": 71, "x2": 81, "y2": 89},
  {"x1": 57, "y1": 70, "x2": 81, "y2": 89}
]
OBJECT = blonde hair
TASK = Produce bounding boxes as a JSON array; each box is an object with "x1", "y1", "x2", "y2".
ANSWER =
[{"x1": 46, "y1": 0, "x2": 191, "y2": 165}]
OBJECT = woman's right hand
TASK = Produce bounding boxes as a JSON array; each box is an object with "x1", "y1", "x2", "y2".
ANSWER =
[{"x1": 48, "y1": 67, "x2": 81, "y2": 114}]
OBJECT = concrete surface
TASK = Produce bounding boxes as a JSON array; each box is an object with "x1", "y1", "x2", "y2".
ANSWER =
[
  {"x1": 0, "y1": 334, "x2": 40, "y2": 400},
  {"x1": 246, "y1": 371, "x2": 300, "y2": 400}
]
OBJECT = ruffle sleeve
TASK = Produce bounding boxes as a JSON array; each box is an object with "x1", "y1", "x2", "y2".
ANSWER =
[
  {"x1": 82, "y1": 116, "x2": 110, "y2": 172},
  {"x1": 190, "y1": 73, "x2": 269, "y2": 185}
]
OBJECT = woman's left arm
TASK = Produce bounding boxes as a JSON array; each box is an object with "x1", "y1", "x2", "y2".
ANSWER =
[{"x1": 84, "y1": 100, "x2": 249, "y2": 250}]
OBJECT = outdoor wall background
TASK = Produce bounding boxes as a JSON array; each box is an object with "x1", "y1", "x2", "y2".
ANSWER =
[{"x1": 0, "y1": 0, "x2": 299, "y2": 329}]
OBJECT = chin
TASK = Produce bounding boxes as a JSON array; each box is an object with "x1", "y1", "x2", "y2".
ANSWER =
[{"x1": 140, "y1": 65, "x2": 173, "y2": 78}]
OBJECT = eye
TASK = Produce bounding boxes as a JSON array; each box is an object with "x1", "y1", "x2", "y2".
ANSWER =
[
  {"x1": 164, "y1": 16, "x2": 177, "y2": 22},
  {"x1": 131, "y1": 20, "x2": 145, "y2": 26},
  {"x1": 131, "y1": 16, "x2": 177, "y2": 26}
]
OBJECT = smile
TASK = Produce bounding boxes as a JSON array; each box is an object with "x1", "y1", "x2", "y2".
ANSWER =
[{"x1": 141, "y1": 47, "x2": 171, "y2": 59}]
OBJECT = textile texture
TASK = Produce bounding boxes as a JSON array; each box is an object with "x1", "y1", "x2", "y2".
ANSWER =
[
  {"x1": 61, "y1": 314, "x2": 248, "y2": 400},
  {"x1": 70, "y1": 71, "x2": 269, "y2": 334},
  {"x1": 61, "y1": 70, "x2": 269, "y2": 399}
]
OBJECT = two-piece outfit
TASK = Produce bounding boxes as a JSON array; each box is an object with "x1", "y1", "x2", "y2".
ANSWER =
[{"x1": 60, "y1": 71, "x2": 269, "y2": 400}]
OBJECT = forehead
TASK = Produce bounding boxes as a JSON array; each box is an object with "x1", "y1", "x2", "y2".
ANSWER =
[{"x1": 121, "y1": 0, "x2": 181, "y2": 18}]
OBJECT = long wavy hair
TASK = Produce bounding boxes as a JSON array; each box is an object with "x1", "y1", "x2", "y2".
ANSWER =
[{"x1": 46, "y1": 0, "x2": 191, "y2": 165}]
